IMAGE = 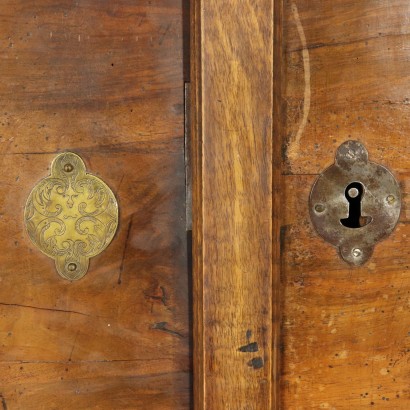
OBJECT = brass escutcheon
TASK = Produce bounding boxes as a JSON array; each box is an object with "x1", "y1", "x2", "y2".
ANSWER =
[{"x1": 24, "y1": 152, "x2": 119, "y2": 280}]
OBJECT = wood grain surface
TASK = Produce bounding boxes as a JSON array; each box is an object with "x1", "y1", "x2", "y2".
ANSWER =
[
  {"x1": 0, "y1": 1, "x2": 190, "y2": 409},
  {"x1": 191, "y1": 0, "x2": 278, "y2": 409},
  {"x1": 281, "y1": 0, "x2": 410, "y2": 407}
]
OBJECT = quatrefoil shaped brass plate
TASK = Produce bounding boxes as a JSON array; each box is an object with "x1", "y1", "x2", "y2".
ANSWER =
[{"x1": 24, "y1": 152, "x2": 119, "y2": 281}]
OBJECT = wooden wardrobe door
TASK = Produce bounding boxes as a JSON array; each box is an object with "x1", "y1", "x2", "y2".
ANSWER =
[
  {"x1": 281, "y1": 1, "x2": 410, "y2": 407},
  {"x1": 0, "y1": 1, "x2": 190, "y2": 408}
]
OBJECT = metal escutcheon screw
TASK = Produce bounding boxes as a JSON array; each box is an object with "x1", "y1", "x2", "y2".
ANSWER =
[
  {"x1": 64, "y1": 163, "x2": 74, "y2": 173},
  {"x1": 352, "y1": 248, "x2": 362, "y2": 258},
  {"x1": 386, "y1": 195, "x2": 395, "y2": 205},
  {"x1": 67, "y1": 263, "x2": 77, "y2": 271},
  {"x1": 315, "y1": 204, "x2": 325, "y2": 213}
]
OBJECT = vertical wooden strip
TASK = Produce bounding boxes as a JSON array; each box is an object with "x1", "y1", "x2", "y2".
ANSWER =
[
  {"x1": 191, "y1": 0, "x2": 278, "y2": 408},
  {"x1": 273, "y1": 0, "x2": 284, "y2": 407},
  {"x1": 191, "y1": 0, "x2": 205, "y2": 406}
]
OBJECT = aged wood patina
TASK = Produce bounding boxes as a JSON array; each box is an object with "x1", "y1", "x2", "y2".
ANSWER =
[{"x1": 0, "y1": 1, "x2": 190, "y2": 408}]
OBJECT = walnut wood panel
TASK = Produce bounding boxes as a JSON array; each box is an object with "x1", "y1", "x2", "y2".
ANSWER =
[
  {"x1": 191, "y1": 0, "x2": 279, "y2": 408},
  {"x1": 281, "y1": 0, "x2": 410, "y2": 407},
  {"x1": 283, "y1": 0, "x2": 410, "y2": 175},
  {"x1": 0, "y1": 1, "x2": 189, "y2": 409}
]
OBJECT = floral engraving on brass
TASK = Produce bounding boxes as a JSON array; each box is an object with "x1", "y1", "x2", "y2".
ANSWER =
[
  {"x1": 24, "y1": 152, "x2": 118, "y2": 280},
  {"x1": 309, "y1": 141, "x2": 401, "y2": 266}
]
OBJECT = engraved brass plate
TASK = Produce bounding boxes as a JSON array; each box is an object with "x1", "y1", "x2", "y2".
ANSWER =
[{"x1": 24, "y1": 152, "x2": 119, "y2": 280}]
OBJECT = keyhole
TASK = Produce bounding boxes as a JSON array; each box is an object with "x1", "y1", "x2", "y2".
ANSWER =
[{"x1": 340, "y1": 182, "x2": 372, "y2": 228}]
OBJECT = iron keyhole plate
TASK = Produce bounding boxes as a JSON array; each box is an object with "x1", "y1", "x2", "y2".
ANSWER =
[{"x1": 309, "y1": 140, "x2": 401, "y2": 266}]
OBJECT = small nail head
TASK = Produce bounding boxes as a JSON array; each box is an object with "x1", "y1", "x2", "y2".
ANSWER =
[
  {"x1": 352, "y1": 248, "x2": 362, "y2": 258},
  {"x1": 346, "y1": 149, "x2": 357, "y2": 160},
  {"x1": 64, "y1": 163, "x2": 74, "y2": 173},
  {"x1": 386, "y1": 195, "x2": 395, "y2": 204},
  {"x1": 315, "y1": 204, "x2": 325, "y2": 213},
  {"x1": 67, "y1": 263, "x2": 77, "y2": 272}
]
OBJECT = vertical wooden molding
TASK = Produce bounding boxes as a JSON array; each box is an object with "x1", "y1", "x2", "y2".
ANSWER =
[
  {"x1": 191, "y1": 0, "x2": 205, "y2": 406},
  {"x1": 273, "y1": 0, "x2": 284, "y2": 407},
  {"x1": 191, "y1": 0, "x2": 280, "y2": 408}
]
